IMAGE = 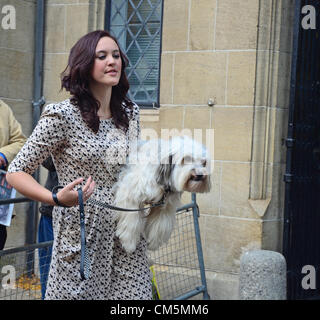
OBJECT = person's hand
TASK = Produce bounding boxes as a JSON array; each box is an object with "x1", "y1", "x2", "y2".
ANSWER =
[
  {"x1": 56, "y1": 176, "x2": 96, "y2": 207},
  {"x1": 0, "y1": 155, "x2": 7, "y2": 169}
]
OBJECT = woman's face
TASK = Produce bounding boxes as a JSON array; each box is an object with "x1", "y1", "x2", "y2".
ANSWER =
[{"x1": 91, "y1": 36, "x2": 122, "y2": 88}]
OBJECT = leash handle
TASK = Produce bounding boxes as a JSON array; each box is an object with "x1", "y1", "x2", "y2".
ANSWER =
[{"x1": 78, "y1": 188, "x2": 90, "y2": 280}]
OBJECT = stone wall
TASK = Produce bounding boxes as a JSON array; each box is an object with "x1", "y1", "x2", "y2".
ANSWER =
[
  {"x1": 139, "y1": 0, "x2": 294, "y2": 299},
  {"x1": 0, "y1": 0, "x2": 36, "y2": 248},
  {"x1": 44, "y1": 0, "x2": 106, "y2": 104}
]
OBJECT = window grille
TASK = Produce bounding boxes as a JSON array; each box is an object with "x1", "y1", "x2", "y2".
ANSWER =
[{"x1": 107, "y1": 0, "x2": 163, "y2": 108}]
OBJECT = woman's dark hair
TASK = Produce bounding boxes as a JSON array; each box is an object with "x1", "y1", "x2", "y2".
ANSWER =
[{"x1": 61, "y1": 30, "x2": 133, "y2": 133}]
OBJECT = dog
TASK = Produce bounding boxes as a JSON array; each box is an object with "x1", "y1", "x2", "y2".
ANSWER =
[{"x1": 113, "y1": 136, "x2": 211, "y2": 253}]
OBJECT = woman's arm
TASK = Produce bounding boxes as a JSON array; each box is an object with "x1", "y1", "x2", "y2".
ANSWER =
[
  {"x1": 6, "y1": 171, "x2": 55, "y2": 205},
  {"x1": 6, "y1": 172, "x2": 95, "y2": 207}
]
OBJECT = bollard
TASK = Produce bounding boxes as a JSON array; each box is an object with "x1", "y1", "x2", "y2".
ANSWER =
[{"x1": 239, "y1": 250, "x2": 287, "y2": 300}]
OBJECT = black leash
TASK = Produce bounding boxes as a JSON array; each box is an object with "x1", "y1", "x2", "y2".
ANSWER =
[
  {"x1": 75, "y1": 188, "x2": 169, "y2": 280},
  {"x1": 78, "y1": 188, "x2": 90, "y2": 280},
  {"x1": 86, "y1": 195, "x2": 167, "y2": 213}
]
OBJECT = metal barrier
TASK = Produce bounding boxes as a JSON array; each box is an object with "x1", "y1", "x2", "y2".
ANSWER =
[
  {"x1": 0, "y1": 194, "x2": 210, "y2": 300},
  {"x1": 0, "y1": 241, "x2": 51, "y2": 300}
]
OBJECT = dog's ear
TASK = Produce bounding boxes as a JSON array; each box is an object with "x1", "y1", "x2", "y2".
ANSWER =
[
  {"x1": 156, "y1": 163, "x2": 172, "y2": 186},
  {"x1": 156, "y1": 154, "x2": 174, "y2": 186}
]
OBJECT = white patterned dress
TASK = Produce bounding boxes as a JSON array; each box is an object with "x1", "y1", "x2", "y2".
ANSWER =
[{"x1": 8, "y1": 99, "x2": 152, "y2": 300}]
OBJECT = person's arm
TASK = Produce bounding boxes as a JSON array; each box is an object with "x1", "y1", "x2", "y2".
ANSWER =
[
  {"x1": 0, "y1": 153, "x2": 7, "y2": 169},
  {"x1": 6, "y1": 171, "x2": 56, "y2": 205},
  {"x1": 0, "y1": 105, "x2": 26, "y2": 165},
  {"x1": 6, "y1": 172, "x2": 94, "y2": 207},
  {"x1": 6, "y1": 103, "x2": 95, "y2": 206}
]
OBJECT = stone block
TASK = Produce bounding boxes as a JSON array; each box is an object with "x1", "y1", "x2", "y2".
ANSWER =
[
  {"x1": 264, "y1": 163, "x2": 286, "y2": 220},
  {"x1": 257, "y1": 0, "x2": 294, "y2": 53},
  {"x1": 173, "y1": 52, "x2": 227, "y2": 105},
  {"x1": 215, "y1": 0, "x2": 259, "y2": 50},
  {"x1": 189, "y1": 0, "x2": 216, "y2": 50},
  {"x1": 65, "y1": 4, "x2": 90, "y2": 51},
  {"x1": 162, "y1": 0, "x2": 189, "y2": 51},
  {"x1": 158, "y1": 106, "x2": 184, "y2": 133},
  {"x1": 159, "y1": 53, "x2": 174, "y2": 105},
  {"x1": 201, "y1": 215, "x2": 262, "y2": 273},
  {"x1": 43, "y1": 53, "x2": 69, "y2": 102},
  {"x1": 251, "y1": 106, "x2": 287, "y2": 165},
  {"x1": 184, "y1": 106, "x2": 211, "y2": 131},
  {"x1": 255, "y1": 51, "x2": 292, "y2": 108},
  {"x1": 249, "y1": 162, "x2": 285, "y2": 220},
  {"x1": 262, "y1": 220, "x2": 284, "y2": 253},
  {"x1": 227, "y1": 51, "x2": 256, "y2": 106},
  {"x1": 0, "y1": 0, "x2": 35, "y2": 51},
  {"x1": 0, "y1": 48, "x2": 34, "y2": 101},
  {"x1": 220, "y1": 162, "x2": 258, "y2": 219},
  {"x1": 205, "y1": 270, "x2": 239, "y2": 300},
  {"x1": 140, "y1": 110, "x2": 161, "y2": 140},
  {"x1": 212, "y1": 107, "x2": 253, "y2": 162},
  {"x1": 45, "y1": 5, "x2": 66, "y2": 53}
]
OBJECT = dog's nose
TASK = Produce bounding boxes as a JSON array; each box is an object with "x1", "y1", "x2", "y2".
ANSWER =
[{"x1": 194, "y1": 174, "x2": 204, "y2": 181}]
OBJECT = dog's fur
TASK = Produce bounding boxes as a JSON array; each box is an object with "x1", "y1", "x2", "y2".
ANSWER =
[{"x1": 113, "y1": 136, "x2": 211, "y2": 253}]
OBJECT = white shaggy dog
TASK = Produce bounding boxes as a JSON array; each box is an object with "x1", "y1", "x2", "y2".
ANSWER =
[{"x1": 113, "y1": 136, "x2": 211, "y2": 253}]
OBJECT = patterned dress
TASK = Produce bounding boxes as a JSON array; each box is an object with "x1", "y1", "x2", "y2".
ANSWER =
[{"x1": 8, "y1": 99, "x2": 152, "y2": 300}]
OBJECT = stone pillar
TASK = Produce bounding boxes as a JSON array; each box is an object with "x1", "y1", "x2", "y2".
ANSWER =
[{"x1": 239, "y1": 250, "x2": 287, "y2": 300}]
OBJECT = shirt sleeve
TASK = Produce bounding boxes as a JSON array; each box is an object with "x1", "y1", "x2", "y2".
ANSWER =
[
  {"x1": 129, "y1": 102, "x2": 140, "y2": 139},
  {"x1": 0, "y1": 105, "x2": 26, "y2": 165},
  {"x1": 7, "y1": 103, "x2": 67, "y2": 175},
  {"x1": 128, "y1": 103, "x2": 140, "y2": 155}
]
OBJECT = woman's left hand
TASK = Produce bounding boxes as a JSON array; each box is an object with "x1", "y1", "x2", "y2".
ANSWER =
[{"x1": 56, "y1": 176, "x2": 96, "y2": 207}]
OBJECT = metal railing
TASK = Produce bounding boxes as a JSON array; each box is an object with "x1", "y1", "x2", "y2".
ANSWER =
[{"x1": 0, "y1": 194, "x2": 210, "y2": 300}]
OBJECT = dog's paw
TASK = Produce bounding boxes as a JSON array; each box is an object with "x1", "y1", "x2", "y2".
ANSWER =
[
  {"x1": 121, "y1": 239, "x2": 137, "y2": 254},
  {"x1": 116, "y1": 227, "x2": 138, "y2": 253},
  {"x1": 147, "y1": 238, "x2": 163, "y2": 251}
]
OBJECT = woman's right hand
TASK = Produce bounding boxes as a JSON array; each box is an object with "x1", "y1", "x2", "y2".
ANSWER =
[{"x1": 56, "y1": 176, "x2": 96, "y2": 207}]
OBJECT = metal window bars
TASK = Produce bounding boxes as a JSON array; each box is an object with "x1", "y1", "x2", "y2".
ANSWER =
[
  {"x1": 108, "y1": 0, "x2": 163, "y2": 108},
  {"x1": 0, "y1": 194, "x2": 210, "y2": 300}
]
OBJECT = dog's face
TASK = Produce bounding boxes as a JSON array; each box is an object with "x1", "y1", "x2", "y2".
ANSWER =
[
  {"x1": 156, "y1": 136, "x2": 212, "y2": 194},
  {"x1": 173, "y1": 153, "x2": 211, "y2": 193}
]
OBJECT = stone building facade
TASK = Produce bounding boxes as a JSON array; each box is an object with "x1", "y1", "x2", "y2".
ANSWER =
[{"x1": 0, "y1": 0, "x2": 295, "y2": 299}]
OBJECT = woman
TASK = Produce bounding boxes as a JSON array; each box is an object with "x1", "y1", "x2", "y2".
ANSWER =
[{"x1": 6, "y1": 30, "x2": 152, "y2": 300}]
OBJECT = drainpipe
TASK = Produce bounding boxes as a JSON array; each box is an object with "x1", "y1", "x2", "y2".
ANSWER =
[
  {"x1": 26, "y1": 0, "x2": 46, "y2": 274},
  {"x1": 104, "y1": 0, "x2": 111, "y2": 31}
]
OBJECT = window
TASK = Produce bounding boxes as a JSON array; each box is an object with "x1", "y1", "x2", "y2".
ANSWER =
[{"x1": 107, "y1": 0, "x2": 163, "y2": 108}]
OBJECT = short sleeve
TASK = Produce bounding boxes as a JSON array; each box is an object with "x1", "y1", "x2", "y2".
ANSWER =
[
  {"x1": 127, "y1": 103, "x2": 140, "y2": 156},
  {"x1": 0, "y1": 103, "x2": 26, "y2": 164},
  {"x1": 7, "y1": 103, "x2": 67, "y2": 175},
  {"x1": 129, "y1": 102, "x2": 140, "y2": 140}
]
